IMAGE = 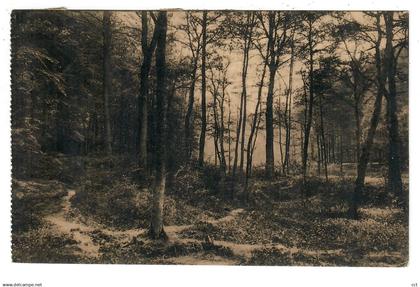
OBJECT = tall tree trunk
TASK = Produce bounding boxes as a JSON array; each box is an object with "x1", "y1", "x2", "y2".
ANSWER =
[
  {"x1": 350, "y1": 14, "x2": 385, "y2": 219},
  {"x1": 264, "y1": 13, "x2": 277, "y2": 179},
  {"x1": 283, "y1": 34, "x2": 295, "y2": 174},
  {"x1": 139, "y1": 12, "x2": 159, "y2": 168},
  {"x1": 232, "y1": 79, "x2": 245, "y2": 176},
  {"x1": 244, "y1": 56, "x2": 268, "y2": 201},
  {"x1": 184, "y1": 64, "x2": 198, "y2": 160},
  {"x1": 278, "y1": 98, "x2": 284, "y2": 173},
  {"x1": 212, "y1": 88, "x2": 221, "y2": 166},
  {"x1": 198, "y1": 11, "x2": 208, "y2": 166},
  {"x1": 301, "y1": 73, "x2": 308, "y2": 167},
  {"x1": 316, "y1": 132, "x2": 321, "y2": 176},
  {"x1": 353, "y1": 84, "x2": 361, "y2": 160},
  {"x1": 219, "y1": 84, "x2": 227, "y2": 170},
  {"x1": 331, "y1": 138, "x2": 334, "y2": 163},
  {"x1": 300, "y1": 123, "x2": 304, "y2": 165},
  {"x1": 227, "y1": 95, "x2": 232, "y2": 173},
  {"x1": 318, "y1": 93, "x2": 328, "y2": 181},
  {"x1": 265, "y1": 66, "x2": 276, "y2": 178},
  {"x1": 384, "y1": 12, "x2": 404, "y2": 206},
  {"x1": 212, "y1": 85, "x2": 227, "y2": 196},
  {"x1": 302, "y1": 22, "x2": 315, "y2": 186},
  {"x1": 233, "y1": 109, "x2": 241, "y2": 176},
  {"x1": 232, "y1": 104, "x2": 243, "y2": 176},
  {"x1": 150, "y1": 11, "x2": 168, "y2": 239},
  {"x1": 103, "y1": 11, "x2": 113, "y2": 156},
  {"x1": 239, "y1": 15, "x2": 252, "y2": 172},
  {"x1": 251, "y1": 104, "x2": 263, "y2": 173},
  {"x1": 340, "y1": 128, "x2": 344, "y2": 175}
]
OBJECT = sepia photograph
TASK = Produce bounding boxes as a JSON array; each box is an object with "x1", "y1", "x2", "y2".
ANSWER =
[{"x1": 10, "y1": 10, "x2": 409, "y2": 266}]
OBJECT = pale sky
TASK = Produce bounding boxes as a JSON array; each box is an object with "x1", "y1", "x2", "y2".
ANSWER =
[{"x1": 115, "y1": 11, "x2": 390, "y2": 166}]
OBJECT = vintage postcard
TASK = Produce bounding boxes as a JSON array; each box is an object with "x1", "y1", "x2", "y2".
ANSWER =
[{"x1": 10, "y1": 10, "x2": 408, "y2": 266}]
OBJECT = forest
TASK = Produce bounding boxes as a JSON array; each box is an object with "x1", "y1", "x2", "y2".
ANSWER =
[{"x1": 11, "y1": 10, "x2": 408, "y2": 265}]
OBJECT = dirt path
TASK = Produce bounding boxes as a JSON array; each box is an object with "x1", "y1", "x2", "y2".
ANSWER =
[
  {"x1": 44, "y1": 189, "x2": 246, "y2": 261},
  {"x1": 45, "y1": 189, "x2": 147, "y2": 258},
  {"x1": 44, "y1": 189, "x2": 345, "y2": 264},
  {"x1": 45, "y1": 190, "x2": 101, "y2": 258},
  {"x1": 165, "y1": 208, "x2": 245, "y2": 240}
]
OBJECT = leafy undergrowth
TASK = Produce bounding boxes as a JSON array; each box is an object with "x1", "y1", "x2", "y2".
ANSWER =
[
  {"x1": 11, "y1": 157, "x2": 408, "y2": 266},
  {"x1": 98, "y1": 239, "x2": 236, "y2": 264},
  {"x1": 246, "y1": 247, "x2": 314, "y2": 266},
  {"x1": 12, "y1": 179, "x2": 68, "y2": 232},
  {"x1": 12, "y1": 224, "x2": 90, "y2": 263},
  {"x1": 179, "y1": 177, "x2": 408, "y2": 266},
  {"x1": 71, "y1": 178, "x2": 225, "y2": 230},
  {"x1": 71, "y1": 163, "x2": 233, "y2": 230}
]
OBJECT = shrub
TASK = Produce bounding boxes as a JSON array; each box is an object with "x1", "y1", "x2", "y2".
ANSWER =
[{"x1": 72, "y1": 178, "x2": 149, "y2": 229}]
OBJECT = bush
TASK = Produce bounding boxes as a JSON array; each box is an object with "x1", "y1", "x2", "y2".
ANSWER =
[
  {"x1": 170, "y1": 163, "x2": 223, "y2": 196},
  {"x1": 201, "y1": 164, "x2": 223, "y2": 194},
  {"x1": 72, "y1": 178, "x2": 149, "y2": 229}
]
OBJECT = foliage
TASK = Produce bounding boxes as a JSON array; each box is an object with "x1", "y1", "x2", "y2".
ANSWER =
[
  {"x1": 12, "y1": 225, "x2": 84, "y2": 263},
  {"x1": 10, "y1": 11, "x2": 409, "y2": 266},
  {"x1": 12, "y1": 179, "x2": 67, "y2": 232}
]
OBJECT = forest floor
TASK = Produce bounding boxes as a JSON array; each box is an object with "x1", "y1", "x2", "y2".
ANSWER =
[{"x1": 11, "y1": 156, "x2": 409, "y2": 266}]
